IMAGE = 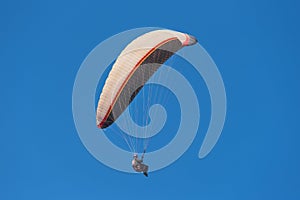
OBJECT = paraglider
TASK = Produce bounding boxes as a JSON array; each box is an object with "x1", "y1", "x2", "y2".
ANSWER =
[
  {"x1": 132, "y1": 151, "x2": 148, "y2": 177},
  {"x1": 96, "y1": 29, "x2": 197, "y2": 176}
]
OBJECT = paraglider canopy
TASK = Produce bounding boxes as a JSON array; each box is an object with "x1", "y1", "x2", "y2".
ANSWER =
[{"x1": 96, "y1": 29, "x2": 197, "y2": 129}]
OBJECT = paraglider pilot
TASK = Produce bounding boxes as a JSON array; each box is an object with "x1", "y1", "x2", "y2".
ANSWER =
[{"x1": 132, "y1": 151, "x2": 149, "y2": 177}]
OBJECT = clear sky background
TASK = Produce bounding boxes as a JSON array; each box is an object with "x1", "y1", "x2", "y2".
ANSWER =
[{"x1": 1, "y1": 0, "x2": 300, "y2": 199}]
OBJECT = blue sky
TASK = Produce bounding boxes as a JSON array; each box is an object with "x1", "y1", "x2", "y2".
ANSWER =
[{"x1": 1, "y1": 0, "x2": 300, "y2": 199}]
